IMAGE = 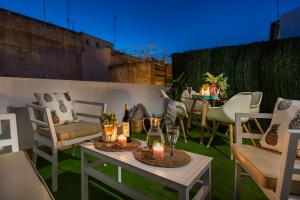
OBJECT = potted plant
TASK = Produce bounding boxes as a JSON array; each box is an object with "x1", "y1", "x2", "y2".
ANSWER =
[
  {"x1": 218, "y1": 75, "x2": 229, "y2": 99},
  {"x1": 203, "y1": 72, "x2": 229, "y2": 98},
  {"x1": 100, "y1": 112, "x2": 119, "y2": 142}
]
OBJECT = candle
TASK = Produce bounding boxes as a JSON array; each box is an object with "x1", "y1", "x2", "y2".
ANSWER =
[
  {"x1": 118, "y1": 134, "x2": 127, "y2": 147},
  {"x1": 152, "y1": 143, "x2": 164, "y2": 159}
]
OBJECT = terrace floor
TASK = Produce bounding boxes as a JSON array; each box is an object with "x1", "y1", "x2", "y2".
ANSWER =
[{"x1": 36, "y1": 124, "x2": 267, "y2": 200}]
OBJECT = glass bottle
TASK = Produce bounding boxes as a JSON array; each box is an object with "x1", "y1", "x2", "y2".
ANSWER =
[
  {"x1": 122, "y1": 104, "x2": 131, "y2": 143},
  {"x1": 146, "y1": 118, "x2": 165, "y2": 149}
]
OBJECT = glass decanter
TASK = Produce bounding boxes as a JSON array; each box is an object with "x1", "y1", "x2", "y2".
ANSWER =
[{"x1": 145, "y1": 118, "x2": 165, "y2": 149}]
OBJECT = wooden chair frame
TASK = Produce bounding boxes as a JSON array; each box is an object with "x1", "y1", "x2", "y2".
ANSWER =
[
  {"x1": 26, "y1": 100, "x2": 106, "y2": 192},
  {"x1": 234, "y1": 112, "x2": 300, "y2": 200},
  {"x1": 0, "y1": 113, "x2": 19, "y2": 152}
]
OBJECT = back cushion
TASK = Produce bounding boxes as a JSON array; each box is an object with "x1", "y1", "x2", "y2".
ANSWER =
[
  {"x1": 35, "y1": 92, "x2": 78, "y2": 126},
  {"x1": 260, "y1": 98, "x2": 300, "y2": 157}
]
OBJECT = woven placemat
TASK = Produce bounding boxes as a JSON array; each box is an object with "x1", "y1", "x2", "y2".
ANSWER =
[
  {"x1": 94, "y1": 138, "x2": 141, "y2": 152},
  {"x1": 133, "y1": 146, "x2": 191, "y2": 168}
]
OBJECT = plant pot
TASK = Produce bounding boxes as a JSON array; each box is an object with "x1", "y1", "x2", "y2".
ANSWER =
[
  {"x1": 102, "y1": 124, "x2": 118, "y2": 142},
  {"x1": 209, "y1": 84, "x2": 217, "y2": 96}
]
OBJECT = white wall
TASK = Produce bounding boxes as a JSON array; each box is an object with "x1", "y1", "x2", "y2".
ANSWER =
[
  {"x1": 280, "y1": 7, "x2": 300, "y2": 39},
  {"x1": 0, "y1": 77, "x2": 164, "y2": 149}
]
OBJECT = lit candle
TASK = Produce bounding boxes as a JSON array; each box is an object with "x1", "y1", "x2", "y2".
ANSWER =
[
  {"x1": 118, "y1": 134, "x2": 127, "y2": 147},
  {"x1": 152, "y1": 143, "x2": 164, "y2": 159}
]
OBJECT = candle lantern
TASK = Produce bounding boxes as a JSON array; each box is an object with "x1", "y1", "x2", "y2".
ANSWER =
[
  {"x1": 152, "y1": 142, "x2": 164, "y2": 159},
  {"x1": 200, "y1": 84, "x2": 210, "y2": 96},
  {"x1": 118, "y1": 134, "x2": 127, "y2": 147}
]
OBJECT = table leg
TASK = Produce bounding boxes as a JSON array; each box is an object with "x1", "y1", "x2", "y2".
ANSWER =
[
  {"x1": 200, "y1": 102, "x2": 208, "y2": 144},
  {"x1": 204, "y1": 164, "x2": 212, "y2": 200},
  {"x1": 81, "y1": 150, "x2": 89, "y2": 200},
  {"x1": 118, "y1": 166, "x2": 122, "y2": 183},
  {"x1": 187, "y1": 100, "x2": 196, "y2": 130},
  {"x1": 179, "y1": 188, "x2": 189, "y2": 200}
]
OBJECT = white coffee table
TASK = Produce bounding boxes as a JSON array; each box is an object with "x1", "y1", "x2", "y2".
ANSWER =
[{"x1": 80, "y1": 140, "x2": 213, "y2": 200}]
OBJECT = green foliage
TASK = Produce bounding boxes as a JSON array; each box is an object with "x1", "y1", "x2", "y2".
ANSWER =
[
  {"x1": 172, "y1": 37, "x2": 300, "y2": 112},
  {"x1": 100, "y1": 112, "x2": 118, "y2": 126},
  {"x1": 203, "y1": 72, "x2": 229, "y2": 97}
]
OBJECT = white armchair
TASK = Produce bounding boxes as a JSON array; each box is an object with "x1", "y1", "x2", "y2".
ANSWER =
[
  {"x1": 206, "y1": 93, "x2": 252, "y2": 158},
  {"x1": 26, "y1": 100, "x2": 106, "y2": 192},
  {"x1": 233, "y1": 112, "x2": 300, "y2": 200}
]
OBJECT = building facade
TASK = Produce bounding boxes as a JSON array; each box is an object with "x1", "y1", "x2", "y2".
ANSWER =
[{"x1": 0, "y1": 9, "x2": 171, "y2": 85}]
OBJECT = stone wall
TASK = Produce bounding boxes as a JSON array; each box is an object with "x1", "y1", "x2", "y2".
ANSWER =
[
  {"x1": 0, "y1": 9, "x2": 83, "y2": 80},
  {"x1": 109, "y1": 62, "x2": 153, "y2": 84}
]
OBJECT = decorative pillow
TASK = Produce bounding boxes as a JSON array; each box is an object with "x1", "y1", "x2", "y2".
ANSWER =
[
  {"x1": 260, "y1": 98, "x2": 300, "y2": 157},
  {"x1": 34, "y1": 92, "x2": 79, "y2": 126}
]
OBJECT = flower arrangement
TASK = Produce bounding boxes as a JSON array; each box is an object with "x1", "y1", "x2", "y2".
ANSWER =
[
  {"x1": 202, "y1": 72, "x2": 229, "y2": 98},
  {"x1": 100, "y1": 112, "x2": 118, "y2": 126}
]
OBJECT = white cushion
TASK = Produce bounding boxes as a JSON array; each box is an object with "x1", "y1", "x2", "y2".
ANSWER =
[
  {"x1": 260, "y1": 98, "x2": 300, "y2": 157},
  {"x1": 35, "y1": 92, "x2": 78, "y2": 126}
]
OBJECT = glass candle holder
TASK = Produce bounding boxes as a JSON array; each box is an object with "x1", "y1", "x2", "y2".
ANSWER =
[
  {"x1": 118, "y1": 134, "x2": 127, "y2": 147},
  {"x1": 152, "y1": 142, "x2": 164, "y2": 159}
]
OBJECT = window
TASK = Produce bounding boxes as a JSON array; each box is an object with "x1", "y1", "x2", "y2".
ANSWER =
[
  {"x1": 96, "y1": 42, "x2": 100, "y2": 48},
  {"x1": 86, "y1": 39, "x2": 90, "y2": 46}
]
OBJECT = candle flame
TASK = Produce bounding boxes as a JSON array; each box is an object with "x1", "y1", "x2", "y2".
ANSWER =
[{"x1": 118, "y1": 134, "x2": 126, "y2": 139}]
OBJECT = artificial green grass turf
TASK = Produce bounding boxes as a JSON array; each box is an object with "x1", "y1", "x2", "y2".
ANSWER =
[{"x1": 36, "y1": 127, "x2": 268, "y2": 200}]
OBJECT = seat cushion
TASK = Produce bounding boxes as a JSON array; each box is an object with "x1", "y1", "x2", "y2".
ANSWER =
[
  {"x1": 0, "y1": 151, "x2": 54, "y2": 200},
  {"x1": 39, "y1": 121, "x2": 101, "y2": 141},
  {"x1": 232, "y1": 144, "x2": 300, "y2": 194}
]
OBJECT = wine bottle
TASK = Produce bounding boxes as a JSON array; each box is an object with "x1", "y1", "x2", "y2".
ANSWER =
[{"x1": 122, "y1": 104, "x2": 131, "y2": 142}]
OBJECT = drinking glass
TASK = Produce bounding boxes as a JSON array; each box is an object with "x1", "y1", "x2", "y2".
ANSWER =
[{"x1": 166, "y1": 125, "x2": 180, "y2": 156}]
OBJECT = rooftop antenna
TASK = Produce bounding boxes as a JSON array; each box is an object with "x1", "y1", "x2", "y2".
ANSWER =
[
  {"x1": 276, "y1": 0, "x2": 280, "y2": 20},
  {"x1": 66, "y1": 0, "x2": 70, "y2": 29},
  {"x1": 43, "y1": 0, "x2": 47, "y2": 22},
  {"x1": 113, "y1": 16, "x2": 117, "y2": 48}
]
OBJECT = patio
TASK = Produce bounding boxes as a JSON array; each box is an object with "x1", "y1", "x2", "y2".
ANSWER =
[
  {"x1": 1, "y1": 1, "x2": 300, "y2": 199},
  {"x1": 35, "y1": 131, "x2": 266, "y2": 200}
]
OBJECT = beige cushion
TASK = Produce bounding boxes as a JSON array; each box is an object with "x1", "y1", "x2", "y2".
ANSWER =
[
  {"x1": 0, "y1": 151, "x2": 54, "y2": 200},
  {"x1": 232, "y1": 144, "x2": 300, "y2": 194},
  {"x1": 35, "y1": 92, "x2": 78, "y2": 126},
  {"x1": 260, "y1": 98, "x2": 300, "y2": 157},
  {"x1": 39, "y1": 121, "x2": 101, "y2": 141}
]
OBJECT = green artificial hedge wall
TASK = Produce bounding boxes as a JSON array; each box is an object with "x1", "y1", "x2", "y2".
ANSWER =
[{"x1": 172, "y1": 37, "x2": 300, "y2": 112}]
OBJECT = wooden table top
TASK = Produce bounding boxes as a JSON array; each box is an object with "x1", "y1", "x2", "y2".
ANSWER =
[{"x1": 81, "y1": 140, "x2": 212, "y2": 187}]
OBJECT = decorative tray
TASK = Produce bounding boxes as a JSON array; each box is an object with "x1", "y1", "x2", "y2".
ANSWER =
[
  {"x1": 94, "y1": 138, "x2": 141, "y2": 152},
  {"x1": 133, "y1": 146, "x2": 191, "y2": 168}
]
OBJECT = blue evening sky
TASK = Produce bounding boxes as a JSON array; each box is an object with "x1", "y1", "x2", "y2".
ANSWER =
[{"x1": 0, "y1": 0, "x2": 300, "y2": 53}]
